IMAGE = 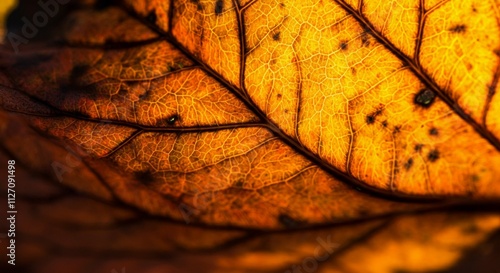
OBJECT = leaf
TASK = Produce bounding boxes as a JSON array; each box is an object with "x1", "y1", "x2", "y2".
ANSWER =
[
  {"x1": 1, "y1": 144, "x2": 499, "y2": 273},
  {"x1": 0, "y1": 0, "x2": 500, "y2": 272}
]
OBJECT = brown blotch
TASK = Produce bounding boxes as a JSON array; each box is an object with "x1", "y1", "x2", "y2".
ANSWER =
[
  {"x1": 404, "y1": 158, "x2": 414, "y2": 170},
  {"x1": 278, "y1": 214, "x2": 301, "y2": 228},
  {"x1": 382, "y1": 120, "x2": 388, "y2": 127},
  {"x1": 135, "y1": 170, "x2": 155, "y2": 184},
  {"x1": 414, "y1": 144, "x2": 423, "y2": 152},
  {"x1": 339, "y1": 41, "x2": 348, "y2": 50},
  {"x1": 366, "y1": 108, "x2": 383, "y2": 125},
  {"x1": 449, "y1": 24, "x2": 467, "y2": 34},
  {"x1": 429, "y1": 127, "x2": 438, "y2": 136},
  {"x1": 277, "y1": 93, "x2": 282, "y2": 99},
  {"x1": 494, "y1": 49, "x2": 500, "y2": 57},
  {"x1": 393, "y1": 125, "x2": 401, "y2": 134},
  {"x1": 366, "y1": 115, "x2": 375, "y2": 124},
  {"x1": 234, "y1": 179, "x2": 244, "y2": 188},
  {"x1": 215, "y1": 0, "x2": 223, "y2": 15},
  {"x1": 272, "y1": 32, "x2": 280, "y2": 41},
  {"x1": 428, "y1": 149, "x2": 440, "y2": 162}
]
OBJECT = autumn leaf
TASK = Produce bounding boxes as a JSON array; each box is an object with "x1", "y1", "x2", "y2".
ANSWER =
[{"x1": 0, "y1": 0, "x2": 500, "y2": 272}]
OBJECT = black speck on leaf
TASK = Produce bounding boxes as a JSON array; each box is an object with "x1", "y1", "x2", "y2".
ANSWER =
[
  {"x1": 428, "y1": 149, "x2": 440, "y2": 162},
  {"x1": 414, "y1": 88, "x2": 436, "y2": 108},
  {"x1": 167, "y1": 114, "x2": 179, "y2": 125},
  {"x1": 272, "y1": 32, "x2": 280, "y2": 41}
]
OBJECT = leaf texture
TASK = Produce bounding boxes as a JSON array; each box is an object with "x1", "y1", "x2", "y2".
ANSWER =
[{"x1": 1, "y1": 0, "x2": 500, "y2": 272}]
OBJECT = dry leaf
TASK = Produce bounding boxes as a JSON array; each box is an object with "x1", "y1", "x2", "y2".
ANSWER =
[{"x1": 0, "y1": 0, "x2": 499, "y2": 272}]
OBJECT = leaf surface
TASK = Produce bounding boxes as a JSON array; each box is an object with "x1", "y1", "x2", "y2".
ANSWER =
[{"x1": 1, "y1": 0, "x2": 500, "y2": 272}]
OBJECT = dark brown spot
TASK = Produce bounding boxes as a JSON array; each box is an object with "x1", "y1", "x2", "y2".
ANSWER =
[
  {"x1": 366, "y1": 108, "x2": 383, "y2": 125},
  {"x1": 414, "y1": 144, "x2": 423, "y2": 152},
  {"x1": 382, "y1": 120, "x2": 388, "y2": 127},
  {"x1": 284, "y1": 109, "x2": 289, "y2": 113},
  {"x1": 429, "y1": 127, "x2": 439, "y2": 136},
  {"x1": 414, "y1": 88, "x2": 436, "y2": 108},
  {"x1": 494, "y1": 49, "x2": 500, "y2": 57},
  {"x1": 146, "y1": 11, "x2": 157, "y2": 24},
  {"x1": 278, "y1": 214, "x2": 300, "y2": 228},
  {"x1": 167, "y1": 114, "x2": 179, "y2": 125},
  {"x1": 393, "y1": 125, "x2": 401, "y2": 134},
  {"x1": 272, "y1": 32, "x2": 280, "y2": 41},
  {"x1": 340, "y1": 41, "x2": 348, "y2": 50},
  {"x1": 428, "y1": 149, "x2": 440, "y2": 162},
  {"x1": 280, "y1": 3, "x2": 285, "y2": 8},
  {"x1": 277, "y1": 93, "x2": 282, "y2": 99},
  {"x1": 404, "y1": 158, "x2": 414, "y2": 170},
  {"x1": 234, "y1": 179, "x2": 244, "y2": 188},
  {"x1": 351, "y1": 67, "x2": 357, "y2": 75},
  {"x1": 215, "y1": 0, "x2": 224, "y2": 15},
  {"x1": 135, "y1": 170, "x2": 155, "y2": 184},
  {"x1": 366, "y1": 115, "x2": 375, "y2": 124},
  {"x1": 449, "y1": 24, "x2": 467, "y2": 34}
]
